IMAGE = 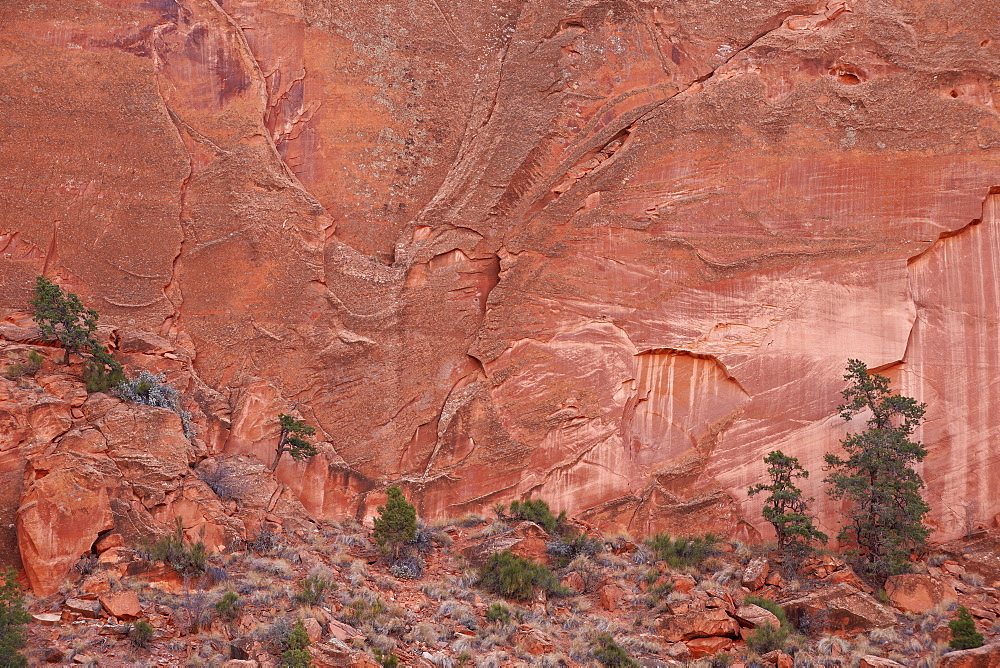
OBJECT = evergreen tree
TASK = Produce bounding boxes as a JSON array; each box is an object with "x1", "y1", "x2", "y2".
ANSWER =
[
  {"x1": 748, "y1": 450, "x2": 826, "y2": 549},
  {"x1": 279, "y1": 619, "x2": 312, "y2": 667},
  {"x1": 949, "y1": 606, "x2": 985, "y2": 650},
  {"x1": 30, "y1": 275, "x2": 99, "y2": 365},
  {"x1": 373, "y1": 485, "x2": 417, "y2": 562},
  {"x1": 0, "y1": 567, "x2": 30, "y2": 667},
  {"x1": 824, "y1": 359, "x2": 930, "y2": 584},
  {"x1": 269, "y1": 413, "x2": 317, "y2": 471}
]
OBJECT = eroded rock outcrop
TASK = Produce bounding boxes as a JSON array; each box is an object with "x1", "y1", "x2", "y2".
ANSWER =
[{"x1": 1, "y1": 0, "x2": 999, "y2": 545}]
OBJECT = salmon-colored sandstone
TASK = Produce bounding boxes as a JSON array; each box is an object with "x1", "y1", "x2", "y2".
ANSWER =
[{"x1": 2, "y1": 0, "x2": 1000, "y2": 585}]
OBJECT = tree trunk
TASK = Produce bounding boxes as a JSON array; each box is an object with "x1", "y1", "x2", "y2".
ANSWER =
[
  {"x1": 62, "y1": 347, "x2": 70, "y2": 365},
  {"x1": 269, "y1": 448, "x2": 284, "y2": 471}
]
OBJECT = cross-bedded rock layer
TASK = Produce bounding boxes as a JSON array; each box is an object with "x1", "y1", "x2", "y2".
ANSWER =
[{"x1": 1, "y1": 0, "x2": 998, "y2": 545}]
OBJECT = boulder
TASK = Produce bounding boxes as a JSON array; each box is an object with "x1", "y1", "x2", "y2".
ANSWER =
[
  {"x1": 743, "y1": 557, "x2": 770, "y2": 590},
  {"x1": 660, "y1": 608, "x2": 740, "y2": 642},
  {"x1": 302, "y1": 617, "x2": 324, "y2": 642},
  {"x1": 561, "y1": 571, "x2": 585, "y2": 593},
  {"x1": 599, "y1": 583, "x2": 627, "y2": 611},
  {"x1": 65, "y1": 597, "x2": 104, "y2": 618},
  {"x1": 783, "y1": 583, "x2": 896, "y2": 633},
  {"x1": 461, "y1": 521, "x2": 550, "y2": 566},
  {"x1": 734, "y1": 604, "x2": 782, "y2": 630},
  {"x1": 761, "y1": 651, "x2": 794, "y2": 668},
  {"x1": 885, "y1": 574, "x2": 958, "y2": 613},
  {"x1": 512, "y1": 627, "x2": 554, "y2": 655},
  {"x1": 99, "y1": 591, "x2": 142, "y2": 620},
  {"x1": 328, "y1": 619, "x2": 365, "y2": 643},
  {"x1": 685, "y1": 636, "x2": 734, "y2": 658},
  {"x1": 938, "y1": 643, "x2": 1000, "y2": 668}
]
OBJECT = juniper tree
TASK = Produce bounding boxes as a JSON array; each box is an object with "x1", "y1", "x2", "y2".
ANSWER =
[
  {"x1": 373, "y1": 485, "x2": 417, "y2": 563},
  {"x1": 269, "y1": 413, "x2": 317, "y2": 471},
  {"x1": 748, "y1": 450, "x2": 826, "y2": 550},
  {"x1": 31, "y1": 275, "x2": 99, "y2": 365},
  {"x1": 0, "y1": 567, "x2": 30, "y2": 667},
  {"x1": 825, "y1": 359, "x2": 930, "y2": 584}
]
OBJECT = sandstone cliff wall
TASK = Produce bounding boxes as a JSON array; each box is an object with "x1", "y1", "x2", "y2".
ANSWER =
[{"x1": 1, "y1": 0, "x2": 998, "y2": 544}]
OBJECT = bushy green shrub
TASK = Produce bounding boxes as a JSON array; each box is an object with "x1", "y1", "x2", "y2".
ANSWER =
[
  {"x1": 374, "y1": 649, "x2": 399, "y2": 668},
  {"x1": 0, "y1": 567, "x2": 30, "y2": 667},
  {"x1": 3, "y1": 351, "x2": 43, "y2": 381},
  {"x1": 82, "y1": 350, "x2": 125, "y2": 393},
  {"x1": 485, "y1": 602, "x2": 512, "y2": 625},
  {"x1": 280, "y1": 619, "x2": 312, "y2": 667},
  {"x1": 744, "y1": 596, "x2": 792, "y2": 653},
  {"x1": 293, "y1": 574, "x2": 333, "y2": 606},
  {"x1": 129, "y1": 619, "x2": 154, "y2": 649},
  {"x1": 591, "y1": 634, "x2": 638, "y2": 667},
  {"x1": 215, "y1": 591, "x2": 240, "y2": 622},
  {"x1": 546, "y1": 530, "x2": 603, "y2": 568},
  {"x1": 147, "y1": 518, "x2": 207, "y2": 575},
  {"x1": 949, "y1": 606, "x2": 985, "y2": 650},
  {"x1": 478, "y1": 550, "x2": 564, "y2": 601},
  {"x1": 504, "y1": 499, "x2": 563, "y2": 533},
  {"x1": 646, "y1": 533, "x2": 718, "y2": 568},
  {"x1": 373, "y1": 485, "x2": 417, "y2": 562}
]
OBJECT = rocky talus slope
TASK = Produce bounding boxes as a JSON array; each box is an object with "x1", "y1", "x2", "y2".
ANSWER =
[{"x1": 1, "y1": 0, "x2": 999, "y2": 539}]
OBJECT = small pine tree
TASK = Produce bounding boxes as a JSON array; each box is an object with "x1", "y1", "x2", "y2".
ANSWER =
[
  {"x1": 0, "y1": 567, "x2": 30, "y2": 667},
  {"x1": 949, "y1": 606, "x2": 985, "y2": 650},
  {"x1": 269, "y1": 413, "x2": 318, "y2": 471},
  {"x1": 279, "y1": 619, "x2": 312, "y2": 667},
  {"x1": 373, "y1": 485, "x2": 417, "y2": 562},
  {"x1": 748, "y1": 450, "x2": 826, "y2": 550},
  {"x1": 825, "y1": 359, "x2": 930, "y2": 584},
  {"x1": 31, "y1": 275, "x2": 99, "y2": 365}
]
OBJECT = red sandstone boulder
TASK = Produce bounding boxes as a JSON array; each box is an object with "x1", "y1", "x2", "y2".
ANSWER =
[
  {"x1": 783, "y1": 583, "x2": 896, "y2": 633},
  {"x1": 99, "y1": 591, "x2": 141, "y2": 620},
  {"x1": 660, "y1": 608, "x2": 740, "y2": 642},
  {"x1": 686, "y1": 636, "x2": 734, "y2": 659},
  {"x1": 885, "y1": 574, "x2": 958, "y2": 613},
  {"x1": 859, "y1": 657, "x2": 906, "y2": 668},
  {"x1": 734, "y1": 604, "x2": 782, "y2": 631},
  {"x1": 938, "y1": 643, "x2": 1000, "y2": 668},
  {"x1": 743, "y1": 557, "x2": 770, "y2": 590},
  {"x1": 599, "y1": 583, "x2": 627, "y2": 611}
]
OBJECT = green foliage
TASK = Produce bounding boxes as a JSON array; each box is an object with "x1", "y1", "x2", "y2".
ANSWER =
[
  {"x1": 215, "y1": 591, "x2": 241, "y2": 622},
  {"x1": 0, "y1": 567, "x2": 29, "y2": 668},
  {"x1": 82, "y1": 349, "x2": 125, "y2": 393},
  {"x1": 478, "y1": 550, "x2": 564, "y2": 601},
  {"x1": 504, "y1": 499, "x2": 564, "y2": 533},
  {"x1": 148, "y1": 518, "x2": 207, "y2": 575},
  {"x1": 30, "y1": 276, "x2": 125, "y2": 390},
  {"x1": 949, "y1": 606, "x2": 985, "y2": 650},
  {"x1": 591, "y1": 633, "x2": 639, "y2": 667},
  {"x1": 748, "y1": 450, "x2": 826, "y2": 549},
  {"x1": 485, "y1": 602, "x2": 512, "y2": 625},
  {"x1": 293, "y1": 574, "x2": 333, "y2": 606},
  {"x1": 129, "y1": 619, "x2": 154, "y2": 649},
  {"x1": 546, "y1": 529, "x2": 603, "y2": 568},
  {"x1": 280, "y1": 619, "x2": 312, "y2": 667},
  {"x1": 270, "y1": 413, "x2": 318, "y2": 471},
  {"x1": 646, "y1": 533, "x2": 718, "y2": 569},
  {"x1": 373, "y1": 485, "x2": 417, "y2": 562},
  {"x1": 3, "y1": 351, "x2": 43, "y2": 381},
  {"x1": 746, "y1": 622, "x2": 789, "y2": 654},
  {"x1": 825, "y1": 359, "x2": 930, "y2": 584},
  {"x1": 373, "y1": 649, "x2": 399, "y2": 668},
  {"x1": 31, "y1": 275, "x2": 98, "y2": 365}
]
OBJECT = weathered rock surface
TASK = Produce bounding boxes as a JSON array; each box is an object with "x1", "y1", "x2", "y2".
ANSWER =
[
  {"x1": 784, "y1": 583, "x2": 896, "y2": 633},
  {"x1": 885, "y1": 573, "x2": 958, "y2": 613},
  {"x1": 938, "y1": 643, "x2": 1000, "y2": 668},
  {"x1": 1, "y1": 0, "x2": 1000, "y2": 547}
]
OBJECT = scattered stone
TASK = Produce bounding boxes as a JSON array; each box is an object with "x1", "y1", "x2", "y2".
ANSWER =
[
  {"x1": 561, "y1": 571, "x2": 585, "y2": 593},
  {"x1": 40, "y1": 647, "x2": 65, "y2": 663},
  {"x1": 599, "y1": 582, "x2": 627, "y2": 611},
  {"x1": 743, "y1": 557, "x2": 770, "y2": 590},
  {"x1": 685, "y1": 636, "x2": 734, "y2": 658},
  {"x1": 99, "y1": 591, "x2": 141, "y2": 620},
  {"x1": 328, "y1": 619, "x2": 365, "y2": 643},
  {"x1": 859, "y1": 656, "x2": 906, "y2": 668},
  {"x1": 734, "y1": 604, "x2": 781, "y2": 630},
  {"x1": 660, "y1": 608, "x2": 740, "y2": 642},
  {"x1": 302, "y1": 617, "x2": 323, "y2": 642},
  {"x1": 31, "y1": 613, "x2": 61, "y2": 626},
  {"x1": 65, "y1": 597, "x2": 104, "y2": 619},
  {"x1": 761, "y1": 650, "x2": 794, "y2": 668},
  {"x1": 512, "y1": 627, "x2": 553, "y2": 655}
]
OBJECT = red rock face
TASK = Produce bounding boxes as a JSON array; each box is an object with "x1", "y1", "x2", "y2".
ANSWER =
[{"x1": 1, "y1": 1, "x2": 999, "y2": 544}]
